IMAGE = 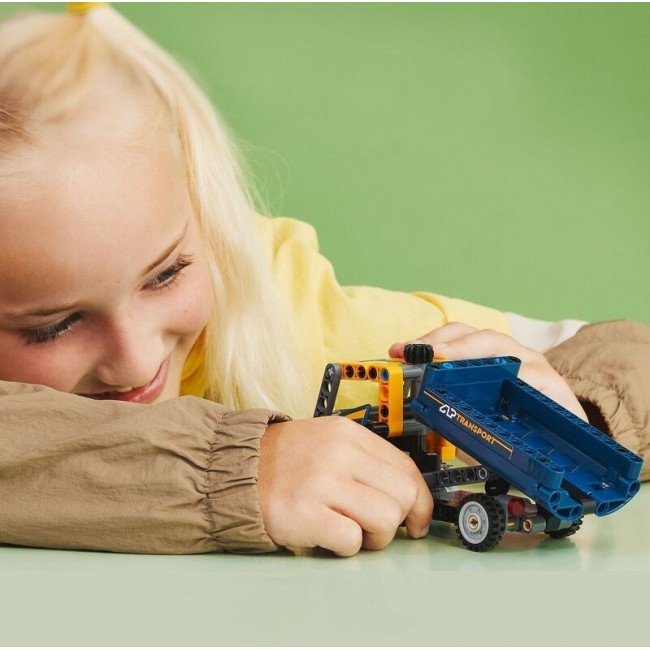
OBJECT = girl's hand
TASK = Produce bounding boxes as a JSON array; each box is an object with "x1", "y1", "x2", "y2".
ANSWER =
[
  {"x1": 389, "y1": 321, "x2": 588, "y2": 422},
  {"x1": 258, "y1": 416, "x2": 433, "y2": 557}
]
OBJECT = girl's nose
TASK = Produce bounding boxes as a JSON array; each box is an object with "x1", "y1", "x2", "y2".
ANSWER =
[{"x1": 93, "y1": 317, "x2": 166, "y2": 390}]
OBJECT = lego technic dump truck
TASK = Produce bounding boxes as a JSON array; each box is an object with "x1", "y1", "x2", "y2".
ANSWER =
[{"x1": 314, "y1": 344, "x2": 643, "y2": 552}]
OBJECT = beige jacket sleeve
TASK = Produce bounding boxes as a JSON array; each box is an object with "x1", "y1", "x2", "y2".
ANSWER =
[
  {"x1": 544, "y1": 320, "x2": 650, "y2": 482},
  {"x1": 0, "y1": 380, "x2": 288, "y2": 554}
]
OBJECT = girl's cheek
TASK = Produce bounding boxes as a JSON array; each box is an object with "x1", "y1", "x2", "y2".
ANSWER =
[
  {"x1": 0, "y1": 339, "x2": 85, "y2": 392},
  {"x1": 174, "y1": 261, "x2": 214, "y2": 334}
]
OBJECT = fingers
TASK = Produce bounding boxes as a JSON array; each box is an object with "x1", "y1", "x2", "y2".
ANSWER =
[
  {"x1": 391, "y1": 322, "x2": 536, "y2": 363},
  {"x1": 429, "y1": 328, "x2": 538, "y2": 363},
  {"x1": 259, "y1": 418, "x2": 433, "y2": 556},
  {"x1": 354, "y1": 452, "x2": 432, "y2": 542},
  {"x1": 389, "y1": 322, "x2": 479, "y2": 358},
  {"x1": 419, "y1": 321, "x2": 479, "y2": 345},
  {"x1": 330, "y1": 481, "x2": 407, "y2": 552},
  {"x1": 325, "y1": 468, "x2": 430, "y2": 553},
  {"x1": 313, "y1": 506, "x2": 364, "y2": 557},
  {"x1": 350, "y1": 427, "x2": 433, "y2": 540},
  {"x1": 311, "y1": 479, "x2": 428, "y2": 556}
]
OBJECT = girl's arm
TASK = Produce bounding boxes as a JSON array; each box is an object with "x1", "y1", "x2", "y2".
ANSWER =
[{"x1": 0, "y1": 381, "x2": 285, "y2": 554}]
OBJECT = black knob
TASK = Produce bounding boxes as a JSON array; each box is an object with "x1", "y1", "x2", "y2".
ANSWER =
[{"x1": 403, "y1": 343, "x2": 433, "y2": 364}]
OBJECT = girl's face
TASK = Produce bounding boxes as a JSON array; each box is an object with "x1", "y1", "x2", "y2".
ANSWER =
[{"x1": 0, "y1": 121, "x2": 215, "y2": 404}]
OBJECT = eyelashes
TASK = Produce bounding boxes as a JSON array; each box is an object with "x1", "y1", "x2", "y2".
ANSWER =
[
  {"x1": 22, "y1": 312, "x2": 82, "y2": 346},
  {"x1": 21, "y1": 253, "x2": 195, "y2": 346},
  {"x1": 144, "y1": 253, "x2": 195, "y2": 291}
]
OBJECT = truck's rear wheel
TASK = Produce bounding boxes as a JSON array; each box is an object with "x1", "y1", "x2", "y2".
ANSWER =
[
  {"x1": 456, "y1": 493, "x2": 506, "y2": 552},
  {"x1": 545, "y1": 518, "x2": 583, "y2": 539}
]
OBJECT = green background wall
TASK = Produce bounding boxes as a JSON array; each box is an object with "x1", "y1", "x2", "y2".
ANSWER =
[{"x1": 4, "y1": 3, "x2": 649, "y2": 324}]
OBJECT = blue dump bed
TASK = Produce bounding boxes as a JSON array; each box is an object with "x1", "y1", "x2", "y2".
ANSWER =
[{"x1": 410, "y1": 357, "x2": 643, "y2": 521}]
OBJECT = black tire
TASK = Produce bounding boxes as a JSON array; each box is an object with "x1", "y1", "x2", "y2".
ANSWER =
[
  {"x1": 455, "y1": 493, "x2": 506, "y2": 552},
  {"x1": 546, "y1": 518, "x2": 583, "y2": 539}
]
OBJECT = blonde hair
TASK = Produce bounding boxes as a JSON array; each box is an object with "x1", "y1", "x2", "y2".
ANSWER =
[{"x1": 0, "y1": 6, "x2": 310, "y2": 417}]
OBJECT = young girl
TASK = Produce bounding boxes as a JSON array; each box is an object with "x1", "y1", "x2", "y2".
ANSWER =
[{"x1": 0, "y1": 4, "x2": 647, "y2": 557}]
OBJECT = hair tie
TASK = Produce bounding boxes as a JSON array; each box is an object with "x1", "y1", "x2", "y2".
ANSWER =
[{"x1": 66, "y1": 2, "x2": 109, "y2": 15}]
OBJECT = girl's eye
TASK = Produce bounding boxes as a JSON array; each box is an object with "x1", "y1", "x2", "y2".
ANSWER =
[
  {"x1": 145, "y1": 254, "x2": 195, "y2": 291},
  {"x1": 19, "y1": 254, "x2": 195, "y2": 346},
  {"x1": 22, "y1": 312, "x2": 82, "y2": 346}
]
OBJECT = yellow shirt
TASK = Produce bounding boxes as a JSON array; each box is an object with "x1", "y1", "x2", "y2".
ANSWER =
[{"x1": 181, "y1": 215, "x2": 510, "y2": 401}]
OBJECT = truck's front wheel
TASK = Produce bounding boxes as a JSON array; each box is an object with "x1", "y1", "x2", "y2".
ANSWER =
[{"x1": 456, "y1": 493, "x2": 506, "y2": 552}]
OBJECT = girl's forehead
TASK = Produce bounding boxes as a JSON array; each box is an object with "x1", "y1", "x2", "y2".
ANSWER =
[
  {"x1": 2, "y1": 133, "x2": 178, "y2": 224},
  {"x1": 0, "y1": 123, "x2": 192, "y2": 302}
]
